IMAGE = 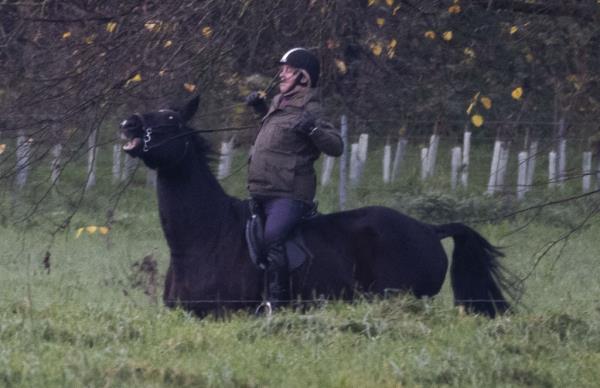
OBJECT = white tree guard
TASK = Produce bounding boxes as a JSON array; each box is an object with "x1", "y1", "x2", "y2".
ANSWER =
[
  {"x1": 382, "y1": 143, "x2": 391, "y2": 183},
  {"x1": 450, "y1": 146, "x2": 462, "y2": 190},
  {"x1": 548, "y1": 151, "x2": 557, "y2": 188},
  {"x1": 391, "y1": 137, "x2": 407, "y2": 182},
  {"x1": 461, "y1": 131, "x2": 471, "y2": 187},
  {"x1": 517, "y1": 151, "x2": 528, "y2": 200},
  {"x1": 582, "y1": 151, "x2": 592, "y2": 193}
]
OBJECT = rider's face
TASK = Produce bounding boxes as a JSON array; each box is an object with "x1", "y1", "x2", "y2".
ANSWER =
[{"x1": 279, "y1": 64, "x2": 299, "y2": 93}]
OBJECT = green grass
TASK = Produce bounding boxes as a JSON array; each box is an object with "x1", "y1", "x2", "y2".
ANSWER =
[{"x1": 1, "y1": 140, "x2": 599, "y2": 387}]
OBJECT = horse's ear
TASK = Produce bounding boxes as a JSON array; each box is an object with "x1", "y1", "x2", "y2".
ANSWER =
[{"x1": 180, "y1": 95, "x2": 200, "y2": 123}]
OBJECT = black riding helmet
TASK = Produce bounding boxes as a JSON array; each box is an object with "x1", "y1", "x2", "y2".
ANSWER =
[{"x1": 279, "y1": 48, "x2": 319, "y2": 88}]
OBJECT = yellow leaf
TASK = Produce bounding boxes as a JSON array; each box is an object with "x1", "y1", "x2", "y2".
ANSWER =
[
  {"x1": 510, "y1": 26, "x2": 518, "y2": 34},
  {"x1": 0, "y1": 144, "x2": 5, "y2": 154},
  {"x1": 388, "y1": 39, "x2": 397, "y2": 49},
  {"x1": 334, "y1": 59, "x2": 347, "y2": 74},
  {"x1": 480, "y1": 96, "x2": 492, "y2": 110},
  {"x1": 144, "y1": 20, "x2": 161, "y2": 32},
  {"x1": 106, "y1": 22, "x2": 117, "y2": 33},
  {"x1": 471, "y1": 114, "x2": 484, "y2": 127},
  {"x1": 84, "y1": 35, "x2": 95, "y2": 45},
  {"x1": 75, "y1": 227, "x2": 84, "y2": 239},
  {"x1": 99, "y1": 227, "x2": 109, "y2": 235},
  {"x1": 62, "y1": 31, "x2": 72, "y2": 39},
  {"x1": 129, "y1": 73, "x2": 142, "y2": 83},
  {"x1": 525, "y1": 53, "x2": 534, "y2": 63},
  {"x1": 368, "y1": 0, "x2": 378, "y2": 6},
  {"x1": 371, "y1": 42, "x2": 383, "y2": 56},
  {"x1": 386, "y1": 0, "x2": 394, "y2": 6},
  {"x1": 464, "y1": 47, "x2": 476, "y2": 58},
  {"x1": 163, "y1": 40, "x2": 173, "y2": 48},
  {"x1": 387, "y1": 47, "x2": 396, "y2": 59},
  {"x1": 392, "y1": 6, "x2": 401, "y2": 15},
  {"x1": 443, "y1": 31, "x2": 453, "y2": 41},
  {"x1": 424, "y1": 31, "x2": 436, "y2": 40},
  {"x1": 86, "y1": 226, "x2": 97, "y2": 234},
  {"x1": 183, "y1": 83, "x2": 197, "y2": 93},
  {"x1": 202, "y1": 26, "x2": 213, "y2": 38},
  {"x1": 512, "y1": 87, "x2": 523, "y2": 100},
  {"x1": 376, "y1": 18, "x2": 385, "y2": 27},
  {"x1": 448, "y1": 5, "x2": 461, "y2": 14}
]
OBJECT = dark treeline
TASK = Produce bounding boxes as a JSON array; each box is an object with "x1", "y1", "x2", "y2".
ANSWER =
[{"x1": 0, "y1": 0, "x2": 599, "y2": 169}]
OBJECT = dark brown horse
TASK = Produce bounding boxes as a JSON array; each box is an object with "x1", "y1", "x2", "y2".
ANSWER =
[{"x1": 120, "y1": 96, "x2": 517, "y2": 317}]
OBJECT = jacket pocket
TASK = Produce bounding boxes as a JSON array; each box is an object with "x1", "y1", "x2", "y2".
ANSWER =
[{"x1": 249, "y1": 150, "x2": 296, "y2": 194}]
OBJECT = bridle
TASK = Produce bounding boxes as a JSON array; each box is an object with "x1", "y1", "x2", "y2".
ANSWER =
[
  {"x1": 130, "y1": 110, "x2": 191, "y2": 170},
  {"x1": 126, "y1": 110, "x2": 252, "y2": 170}
]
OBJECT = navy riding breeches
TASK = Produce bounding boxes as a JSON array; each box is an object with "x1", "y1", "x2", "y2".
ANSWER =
[{"x1": 254, "y1": 197, "x2": 308, "y2": 246}]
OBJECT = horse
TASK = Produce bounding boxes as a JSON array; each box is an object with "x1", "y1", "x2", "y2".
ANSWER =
[{"x1": 120, "y1": 96, "x2": 517, "y2": 318}]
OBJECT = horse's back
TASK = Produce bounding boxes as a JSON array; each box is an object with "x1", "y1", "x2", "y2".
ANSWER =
[{"x1": 298, "y1": 205, "x2": 449, "y2": 297}]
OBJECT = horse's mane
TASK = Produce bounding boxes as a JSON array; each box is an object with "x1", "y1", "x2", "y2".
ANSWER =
[
  {"x1": 186, "y1": 126, "x2": 217, "y2": 166},
  {"x1": 185, "y1": 125, "x2": 236, "y2": 182}
]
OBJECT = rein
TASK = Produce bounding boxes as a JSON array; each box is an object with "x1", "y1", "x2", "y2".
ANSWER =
[{"x1": 141, "y1": 124, "x2": 254, "y2": 153}]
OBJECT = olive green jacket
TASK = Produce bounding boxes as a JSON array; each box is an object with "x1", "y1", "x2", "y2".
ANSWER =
[{"x1": 247, "y1": 87, "x2": 343, "y2": 202}]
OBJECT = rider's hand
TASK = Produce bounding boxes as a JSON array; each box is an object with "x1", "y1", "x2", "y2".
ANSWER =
[
  {"x1": 245, "y1": 91, "x2": 266, "y2": 107},
  {"x1": 245, "y1": 91, "x2": 268, "y2": 116},
  {"x1": 294, "y1": 110, "x2": 317, "y2": 134}
]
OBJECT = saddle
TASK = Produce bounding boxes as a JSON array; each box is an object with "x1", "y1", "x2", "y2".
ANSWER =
[{"x1": 244, "y1": 200, "x2": 317, "y2": 271}]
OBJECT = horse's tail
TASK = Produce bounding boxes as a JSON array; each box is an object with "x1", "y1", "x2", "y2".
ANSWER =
[{"x1": 435, "y1": 222, "x2": 519, "y2": 318}]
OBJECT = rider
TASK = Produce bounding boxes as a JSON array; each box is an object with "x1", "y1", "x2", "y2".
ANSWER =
[{"x1": 246, "y1": 47, "x2": 344, "y2": 308}]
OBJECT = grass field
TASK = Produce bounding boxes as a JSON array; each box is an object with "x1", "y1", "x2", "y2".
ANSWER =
[{"x1": 1, "y1": 141, "x2": 599, "y2": 387}]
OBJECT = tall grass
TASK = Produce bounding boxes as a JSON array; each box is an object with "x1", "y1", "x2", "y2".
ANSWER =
[{"x1": 1, "y1": 139, "x2": 599, "y2": 387}]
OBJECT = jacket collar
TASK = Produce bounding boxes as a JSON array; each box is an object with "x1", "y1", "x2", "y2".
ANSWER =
[{"x1": 263, "y1": 87, "x2": 318, "y2": 120}]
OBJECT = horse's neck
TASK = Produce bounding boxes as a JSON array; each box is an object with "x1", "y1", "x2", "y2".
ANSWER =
[{"x1": 156, "y1": 156, "x2": 234, "y2": 249}]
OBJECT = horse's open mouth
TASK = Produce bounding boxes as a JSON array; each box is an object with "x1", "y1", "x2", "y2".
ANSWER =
[{"x1": 122, "y1": 137, "x2": 142, "y2": 151}]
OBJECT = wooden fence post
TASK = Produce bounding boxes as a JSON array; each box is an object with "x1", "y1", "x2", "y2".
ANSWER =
[
  {"x1": 358, "y1": 133, "x2": 369, "y2": 179},
  {"x1": 391, "y1": 131, "x2": 407, "y2": 182},
  {"x1": 51, "y1": 143, "x2": 62, "y2": 185},
  {"x1": 338, "y1": 115, "x2": 348, "y2": 210},
  {"x1": 217, "y1": 138, "x2": 235, "y2": 180},
  {"x1": 112, "y1": 143, "x2": 122, "y2": 184},
  {"x1": 426, "y1": 133, "x2": 440, "y2": 178},
  {"x1": 597, "y1": 155, "x2": 600, "y2": 191},
  {"x1": 450, "y1": 146, "x2": 462, "y2": 190},
  {"x1": 15, "y1": 130, "x2": 31, "y2": 190},
  {"x1": 557, "y1": 118, "x2": 567, "y2": 187},
  {"x1": 86, "y1": 128, "x2": 98, "y2": 190},
  {"x1": 350, "y1": 133, "x2": 369, "y2": 186},
  {"x1": 420, "y1": 147, "x2": 428, "y2": 181},
  {"x1": 486, "y1": 140, "x2": 502, "y2": 195},
  {"x1": 121, "y1": 154, "x2": 138, "y2": 182},
  {"x1": 349, "y1": 143, "x2": 360, "y2": 186},
  {"x1": 321, "y1": 156, "x2": 335, "y2": 186},
  {"x1": 548, "y1": 150, "x2": 557, "y2": 188},
  {"x1": 382, "y1": 141, "x2": 391, "y2": 184},
  {"x1": 497, "y1": 143, "x2": 510, "y2": 191},
  {"x1": 582, "y1": 151, "x2": 592, "y2": 193},
  {"x1": 525, "y1": 140, "x2": 538, "y2": 189},
  {"x1": 517, "y1": 151, "x2": 528, "y2": 200},
  {"x1": 461, "y1": 130, "x2": 471, "y2": 187}
]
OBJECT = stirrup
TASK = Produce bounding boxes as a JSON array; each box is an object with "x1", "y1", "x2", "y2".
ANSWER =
[{"x1": 255, "y1": 301, "x2": 272, "y2": 317}]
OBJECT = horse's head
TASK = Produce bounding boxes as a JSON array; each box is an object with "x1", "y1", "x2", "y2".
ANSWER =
[{"x1": 120, "y1": 96, "x2": 200, "y2": 170}]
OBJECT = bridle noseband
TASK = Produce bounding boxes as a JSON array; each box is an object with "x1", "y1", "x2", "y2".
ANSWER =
[{"x1": 133, "y1": 111, "x2": 191, "y2": 169}]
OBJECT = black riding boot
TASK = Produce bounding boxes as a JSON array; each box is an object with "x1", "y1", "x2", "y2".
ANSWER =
[{"x1": 266, "y1": 242, "x2": 289, "y2": 308}]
